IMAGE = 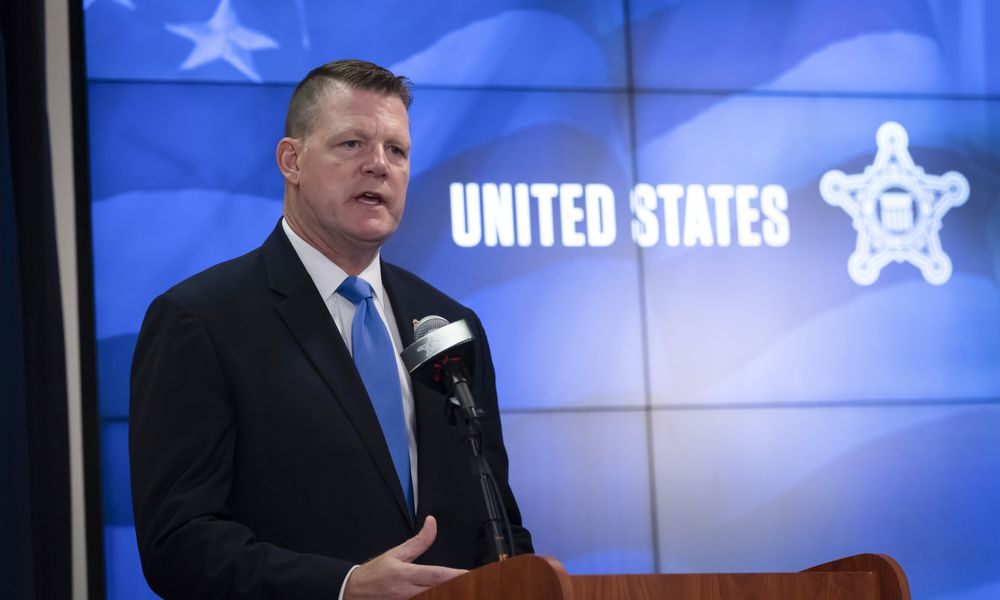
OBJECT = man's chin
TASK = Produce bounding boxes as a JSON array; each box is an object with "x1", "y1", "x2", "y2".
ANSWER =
[
  {"x1": 351, "y1": 225, "x2": 399, "y2": 248},
  {"x1": 361, "y1": 217, "x2": 400, "y2": 237}
]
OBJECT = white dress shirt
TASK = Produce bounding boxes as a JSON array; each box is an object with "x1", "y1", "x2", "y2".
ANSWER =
[{"x1": 282, "y1": 219, "x2": 418, "y2": 597}]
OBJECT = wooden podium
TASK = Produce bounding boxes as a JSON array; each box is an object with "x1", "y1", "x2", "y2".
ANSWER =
[{"x1": 415, "y1": 553, "x2": 910, "y2": 599}]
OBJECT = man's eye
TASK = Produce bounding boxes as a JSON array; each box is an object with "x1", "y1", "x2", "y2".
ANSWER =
[
  {"x1": 390, "y1": 146, "x2": 407, "y2": 157},
  {"x1": 343, "y1": 140, "x2": 360, "y2": 149}
]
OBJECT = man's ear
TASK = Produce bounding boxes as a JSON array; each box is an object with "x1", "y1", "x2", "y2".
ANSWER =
[{"x1": 276, "y1": 137, "x2": 302, "y2": 185}]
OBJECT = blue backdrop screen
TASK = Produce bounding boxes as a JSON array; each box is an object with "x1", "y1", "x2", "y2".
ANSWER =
[{"x1": 85, "y1": 1, "x2": 1000, "y2": 599}]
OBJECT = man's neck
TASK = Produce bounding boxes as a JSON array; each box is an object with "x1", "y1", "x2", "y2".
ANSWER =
[{"x1": 283, "y1": 215, "x2": 378, "y2": 276}]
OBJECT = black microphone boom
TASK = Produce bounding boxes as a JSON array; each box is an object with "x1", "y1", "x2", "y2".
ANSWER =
[{"x1": 401, "y1": 316, "x2": 516, "y2": 562}]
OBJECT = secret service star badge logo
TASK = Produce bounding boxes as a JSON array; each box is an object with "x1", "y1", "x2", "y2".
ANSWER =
[{"x1": 820, "y1": 121, "x2": 969, "y2": 286}]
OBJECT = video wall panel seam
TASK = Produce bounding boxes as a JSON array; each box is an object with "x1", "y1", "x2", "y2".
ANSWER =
[
  {"x1": 620, "y1": 0, "x2": 664, "y2": 575},
  {"x1": 85, "y1": 77, "x2": 1000, "y2": 104},
  {"x1": 494, "y1": 396, "x2": 1000, "y2": 414}
]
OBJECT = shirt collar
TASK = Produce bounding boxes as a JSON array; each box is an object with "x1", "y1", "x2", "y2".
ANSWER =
[{"x1": 281, "y1": 218, "x2": 385, "y2": 302}]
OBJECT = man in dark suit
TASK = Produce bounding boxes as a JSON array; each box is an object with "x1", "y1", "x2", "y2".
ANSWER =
[{"x1": 130, "y1": 59, "x2": 532, "y2": 599}]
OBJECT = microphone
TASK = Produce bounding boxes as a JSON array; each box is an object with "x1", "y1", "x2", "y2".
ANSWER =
[
  {"x1": 400, "y1": 316, "x2": 515, "y2": 561},
  {"x1": 401, "y1": 317, "x2": 480, "y2": 416},
  {"x1": 402, "y1": 317, "x2": 472, "y2": 382}
]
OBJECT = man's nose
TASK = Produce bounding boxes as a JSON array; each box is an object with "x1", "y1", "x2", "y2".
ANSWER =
[{"x1": 362, "y1": 146, "x2": 389, "y2": 178}]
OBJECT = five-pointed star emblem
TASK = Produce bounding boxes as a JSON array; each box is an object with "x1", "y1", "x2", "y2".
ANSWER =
[
  {"x1": 165, "y1": 0, "x2": 279, "y2": 83},
  {"x1": 820, "y1": 121, "x2": 969, "y2": 286}
]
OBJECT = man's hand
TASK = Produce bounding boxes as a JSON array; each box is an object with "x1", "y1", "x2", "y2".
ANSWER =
[{"x1": 344, "y1": 516, "x2": 467, "y2": 600}]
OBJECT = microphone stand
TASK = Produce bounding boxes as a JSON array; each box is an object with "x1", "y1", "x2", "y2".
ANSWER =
[{"x1": 436, "y1": 356, "x2": 515, "y2": 562}]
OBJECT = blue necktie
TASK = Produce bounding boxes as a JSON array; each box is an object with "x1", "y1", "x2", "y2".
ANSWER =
[{"x1": 336, "y1": 276, "x2": 413, "y2": 517}]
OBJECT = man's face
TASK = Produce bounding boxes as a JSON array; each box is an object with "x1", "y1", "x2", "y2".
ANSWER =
[{"x1": 285, "y1": 85, "x2": 410, "y2": 263}]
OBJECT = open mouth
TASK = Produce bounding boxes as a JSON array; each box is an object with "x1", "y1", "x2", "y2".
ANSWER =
[{"x1": 355, "y1": 191, "x2": 385, "y2": 205}]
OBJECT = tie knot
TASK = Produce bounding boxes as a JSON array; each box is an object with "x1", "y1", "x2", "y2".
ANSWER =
[{"x1": 337, "y1": 276, "x2": 374, "y2": 305}]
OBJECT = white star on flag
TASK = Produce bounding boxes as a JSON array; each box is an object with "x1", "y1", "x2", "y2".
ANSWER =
[
  {"x1": 83, "y1": 0, "x2": 136, "y2": 10},
  {"x1": 165, "y1": 0, "x2": 279, "y2": 83}
]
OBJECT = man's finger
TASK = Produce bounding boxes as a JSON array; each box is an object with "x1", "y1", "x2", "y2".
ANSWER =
[
  {"x1": 389, "y1": 515, "x2": 437, "y2": 563},
  {"x1": 407, "y1": 564, "x2": 468, "y2": 588}
]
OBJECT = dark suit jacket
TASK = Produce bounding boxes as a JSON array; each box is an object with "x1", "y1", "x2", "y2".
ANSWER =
[{"x1": 129, "y1": 222, "x2": 532, "y2": 599}]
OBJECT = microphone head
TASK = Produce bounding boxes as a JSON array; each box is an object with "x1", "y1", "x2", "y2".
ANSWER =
[
  {"x1": 401, "y1": 317, "x2": 475, "y2": 382},
  {"x1": 413, "y1": 315, "x2": 450, "y2": 340}
]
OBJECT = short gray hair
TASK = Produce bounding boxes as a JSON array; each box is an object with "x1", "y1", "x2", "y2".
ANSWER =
[{"x1": 284, "y1": 59, "x2": 412, "y2": 138}]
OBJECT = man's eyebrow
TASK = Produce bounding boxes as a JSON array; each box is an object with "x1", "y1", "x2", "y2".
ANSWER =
[
  {"x1": 324, "y1": 126, "x2": 409, "y2": 148},
  {"x1": 337, "y1": 128, "x2": 371, "y2": 139}
]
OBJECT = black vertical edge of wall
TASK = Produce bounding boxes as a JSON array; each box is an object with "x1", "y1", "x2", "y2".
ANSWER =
[
  {"x1": 1, "y1": 0, "x2": 73, "y2": 597},
  {"x1": 67, "y1": 0, "x2": 107, "y2": 596},
  {"x1": 0, "y1": 23, "x2": 38, "y2": 600}
]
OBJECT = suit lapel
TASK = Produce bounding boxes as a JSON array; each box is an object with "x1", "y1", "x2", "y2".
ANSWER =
[
  {"x1": 261, "y1": 223, "x2": 412, "y2": 523},
  {"x1": 382, "y1": 262, "x2": 456, "y2": 525}
]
